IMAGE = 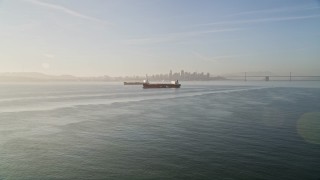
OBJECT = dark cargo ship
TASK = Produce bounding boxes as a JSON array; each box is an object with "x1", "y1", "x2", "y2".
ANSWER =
[
  {"x1": 124, "y1": 82, "x2": 143, "y2": 85},
  {"x1": 143, "y1": 80, "x2": 181, "y2": 89}
]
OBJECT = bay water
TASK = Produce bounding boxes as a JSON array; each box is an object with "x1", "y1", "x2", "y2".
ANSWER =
[{"x1": 0, "y1": 82, "x2": 319, "y2": 180}]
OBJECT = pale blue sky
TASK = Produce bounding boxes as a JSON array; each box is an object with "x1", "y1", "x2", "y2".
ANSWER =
[{"x1": 0, "y1": 0, "x2": 320, "y2": 76}]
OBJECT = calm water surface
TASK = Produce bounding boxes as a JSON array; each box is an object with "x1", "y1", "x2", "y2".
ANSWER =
[{"x1": 0, "y1": 81, "x2": 319, "y2": 180}]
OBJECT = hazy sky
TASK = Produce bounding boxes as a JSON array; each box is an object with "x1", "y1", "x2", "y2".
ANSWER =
[{"x1": 1, "y1": 0, "x2": 320, "y2": 76}]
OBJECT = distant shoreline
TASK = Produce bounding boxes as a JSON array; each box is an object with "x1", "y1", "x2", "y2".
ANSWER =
[{"x1": 1, "y1": 72, "x2": 319, "y2": 82}]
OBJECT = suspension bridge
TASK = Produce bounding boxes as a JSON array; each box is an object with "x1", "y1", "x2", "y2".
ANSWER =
[{"x1": 224, "y1": 72, "x2": 320, "y2": 81}]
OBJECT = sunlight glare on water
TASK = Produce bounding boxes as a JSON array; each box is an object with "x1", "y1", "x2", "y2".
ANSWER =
[{"x1": 297, "y1": 112, "x2": 320, "y2": 145}]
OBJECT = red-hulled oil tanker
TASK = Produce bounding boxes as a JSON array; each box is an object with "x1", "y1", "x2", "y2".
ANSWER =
[{"x1": 143, "y1": 80, "x2": 181, "y2": 89}]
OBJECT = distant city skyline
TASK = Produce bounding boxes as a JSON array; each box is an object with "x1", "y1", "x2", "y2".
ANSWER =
[
  {"x1": 1, "y1": 0, "x2": 320, "y2": 76},
  {"x1": 1, "y1": 70, "x2": 319, "y2": 82}
]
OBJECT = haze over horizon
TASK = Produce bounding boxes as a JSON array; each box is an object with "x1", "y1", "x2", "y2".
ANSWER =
[{"x1": 1, "y1": 0, "x2": 320, "y2": 77}]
